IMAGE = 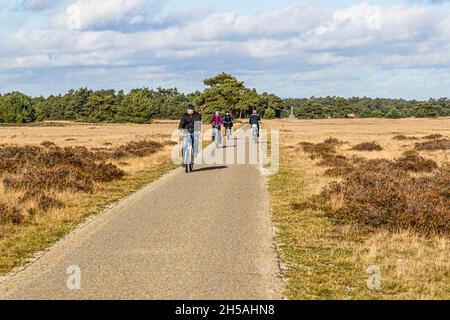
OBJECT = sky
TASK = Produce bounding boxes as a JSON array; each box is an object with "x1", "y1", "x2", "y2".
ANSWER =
[{"x1": 0, "y1": 0, "x2": 450, "y2": 99}]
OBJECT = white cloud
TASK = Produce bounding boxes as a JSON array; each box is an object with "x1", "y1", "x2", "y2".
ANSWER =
[
  {"x1": 1, "y1": 1, "x2": 450, "y2": 98},
  {"x1": 59, "y1": 0, "x2": 150, "y2": 30},
  {"x1": 18, "y1": 0, "x2": 56, "y2": 11}
]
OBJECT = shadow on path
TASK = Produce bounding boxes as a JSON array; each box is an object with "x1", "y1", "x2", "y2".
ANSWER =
[
  {"x1": 221, "y1": 144, "x2": 237, "y2": 149},
  {"x1": 192, "y1": 166, "x2": 228, "y2": 173}
]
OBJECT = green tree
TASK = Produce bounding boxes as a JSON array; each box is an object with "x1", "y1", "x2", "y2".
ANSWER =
[
  {"x1": 264, "y1": 107, "x2": 276, "y2": 119},
  {"x1": 117, "y1": 88, "x2": 154, "y2": 123},
  {"x1": 202, "y1": 73, "x2": 246, "y2": 117},
  {"x1": 294, "y1": 100, "x2": 327, "y2": 119},
  {"x1": 414, "y1": 102, "x2": 440, "y2": 118},
  {"x1": 0, "y1": 92, "x2": 36, "y2": 123},
  {"x1": 385, "y1": 107, "x2": 403, "y2": 119},
  {"x1": 237, "y1": 88, "x2": 260, "y2": 118},
  {"x1": 64, "y1": 87, "x2": 92, "y2": 120},
  {"x1": 80, "y1": 89, "x2": 116, "y2": 122}
]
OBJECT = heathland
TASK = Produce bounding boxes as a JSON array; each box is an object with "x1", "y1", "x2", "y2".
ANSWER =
[
  {"x1": 266, "y1": 118, "x2": 449, "y2": 299},
  {"x1": 0, "y1": 118, "x2": 448, "y2": 300}
]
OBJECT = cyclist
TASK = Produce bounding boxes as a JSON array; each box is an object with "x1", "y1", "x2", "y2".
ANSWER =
[
  {"x1": 249, "y1": 109, "x2": 261, "y2": 138},
  {"x1": 209, "y1": 111, "x2": 223, "y2": 145},
  {"x1": 178, "y1": 104, "x2": 201, "y2": 159},
  {"x1": 223, "y1": 111, "x2": 234, "y2": 139}
]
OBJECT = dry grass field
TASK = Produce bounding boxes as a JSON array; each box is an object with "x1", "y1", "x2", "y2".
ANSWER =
[
  {"x1": 266, "y1": 118, "x2": 449, "y2": 299},
  {"x1": 0, "y1": 120, "x2": 178, "y2": 148},
  {"x1": 0, "y1": 121, "x2": 181, "y2": 274}
]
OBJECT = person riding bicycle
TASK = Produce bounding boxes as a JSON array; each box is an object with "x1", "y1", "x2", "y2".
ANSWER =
[
  {"x1": 249, "y1": 109, "x2": 261, "y2": 137},
  {"x1": 223, "y1": 111, "x2": 234, "y2": 138},
  {"x1": 178, "y1": 104, "x2": 201, "y2": 158},
  {"x1": 209, "y1": 111, "x2": 223, "y2": 142}
]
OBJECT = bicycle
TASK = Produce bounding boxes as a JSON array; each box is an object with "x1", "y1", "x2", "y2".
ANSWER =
[
  {"x1": 224, "y1": 121, "x2": 233, "y2": 140},
  {"x1": 212, "y1": 125, "x2": 222, "y2": 148},
  {"x1": 182, "y1": 133, "x2": 195, "y2": 173},
  {"x1": 226, "y1": 128, "x2": 232, "y2": 139},
  {"x1": 224, "y1": 125, "x2": 233, "y2": 140},
  {"x1": 251, "y1": 124, "x2": 259, "y2": 143}
]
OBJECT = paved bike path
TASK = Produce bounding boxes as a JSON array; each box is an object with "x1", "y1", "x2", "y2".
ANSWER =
[{"x1": 0, "y1": 135, "x2": 282, "y2": 299}]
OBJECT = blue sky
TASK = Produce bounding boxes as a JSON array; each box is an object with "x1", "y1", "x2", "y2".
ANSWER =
[{"x1": 1, "y1": 0, "x2": 450, "y2": 99}]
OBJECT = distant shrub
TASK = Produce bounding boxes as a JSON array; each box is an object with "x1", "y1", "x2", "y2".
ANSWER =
[
  {"x1": 323, "y1": 137, "x2": 346, "y2": 146},
  {"x1": 422, "y1": 134, "x2": 443, "y2": 140},
  {"x1": 394, "y1": 151, "x2": 438, "y2": 173},
  {"x1": 351, "y1": 141, "x2": 383, "y2": 151},
  {"x1": 415, "y1": 139, "x2": 450, "y2": 151},
  {"x1": 393, "y1": 134, "x2": 418, "y2": 141},
  {"x1": 298, "y1": 141, "x2": 336, "y2": 159}
]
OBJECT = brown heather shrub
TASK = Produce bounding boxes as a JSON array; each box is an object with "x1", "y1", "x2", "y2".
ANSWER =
[
  {"x1": 324, "y1": 165, "x2": 355, "y2": 177},
  {"x1": 19, "y1": 191, "x2": 64, "y2": 211},
  {"x1": 422, "y1": 134, "x2": 443, "y2": 140},
  {"x1": 0, "y1": 202, "x2": 23, "y2": 225},
  {"x1": 393, "y1": 134, "x2": 419, "y2": 141},
  {"x1": 351, "y1": 141, "x2": 383, "y2": 151},
  {"x1": 298, "y1": 141, "x2": 336, "y2": 159},
  {"x1": 415, "y1": 139, "x2": 450, "y2": 151},
  {"x1": 321, "y1": 165, "x2": 450, "y2": 235},
  {"x1": 294, "y1": 139, "x2": 448, "y2": 236},
  {"x1": 302, "y1": 149, "x2": 445, "y2": 235},
  {"x1": 357, "y1": 158, "x2": 395, "y2": 171},
  {"x1": 41, "y1": 141, "x2": 57, "y2": 148},
  {"x1": 0, "y1": 145, "x2": 125, "y2": 193},
  {"x1": 0, "y1": 139, "x2": 168, "y2": 225},
  {"x1": 37, "y1": 195, "x2": 65, "y2": 211},
  {"x1": 319, "y1": 154, "x2": 349, "y2": 167},
  {"x1": 323, "y1": 137, "x2": 346, "y2": 146},
  {"x1": 320, "y1": 153, "x2": 438, "y2": 178},
  {"x1": 394, "y1": 151, "x2": 438, "y2": 173},
  {"x1": 163, "y1": 140, "x2": 177, "y2": 146},
  {"x1": 308, "y1": 134, "x2": 440, "y2": 179},
  {"x1": 318, "y1": 154, "x2": 355, "y2": 177},
  {"x1": 111, "y1": 140, "x2": 165, "y2": 159}
]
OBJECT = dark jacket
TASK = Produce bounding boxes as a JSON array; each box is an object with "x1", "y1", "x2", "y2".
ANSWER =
[
  {"x1": 249, "y1": 114, "x2": 261, "y2": 126},
  {"x1": 179, "y1": 112, "x2": 201, "y2": 134},
  {"x1": 223, "y1": 115, "x2": 234, "y2": 129}
]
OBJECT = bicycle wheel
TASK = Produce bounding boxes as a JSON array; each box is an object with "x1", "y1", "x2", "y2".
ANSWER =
[
  {"x1": 214, "y1": 128, "x2": 219, "y2": 147},
  {"x1": 183, "y1": 135, "x2": 193, "y2": 173},
  {"x1": 189, "y1": 145, "x2": 194, "y2": 172},
  {"x1": 252, "y1": 126, "x2": 258, "y2": 143}
]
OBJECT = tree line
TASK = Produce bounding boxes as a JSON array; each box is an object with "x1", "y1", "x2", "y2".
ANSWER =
[
  {"x1": 284, "y1": 96, "x2": 450, "y2": 119},
  {"x1": 0, "y1": 73, "x2": 448, "y2": 124}
]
